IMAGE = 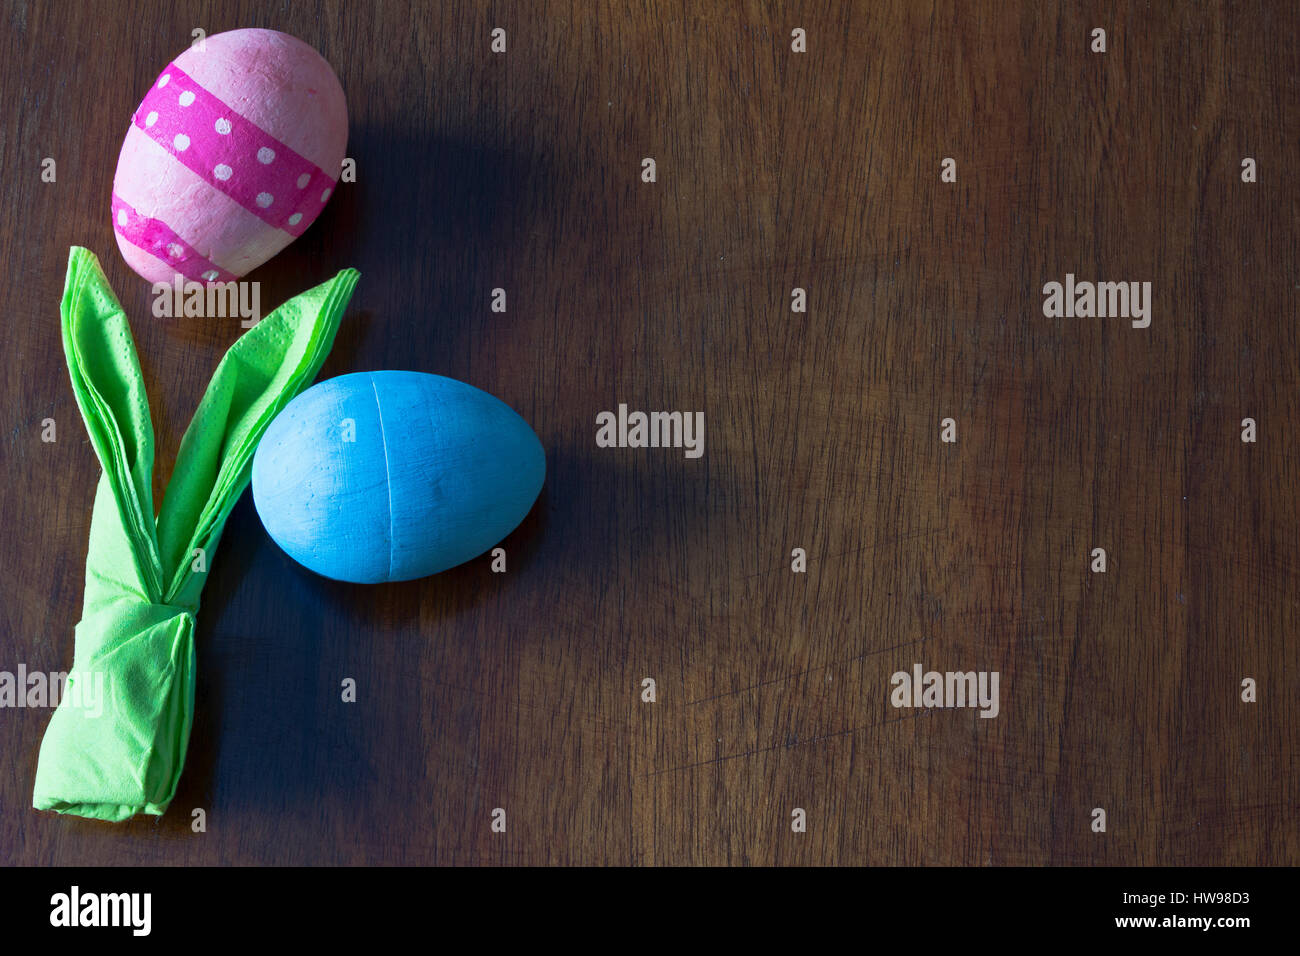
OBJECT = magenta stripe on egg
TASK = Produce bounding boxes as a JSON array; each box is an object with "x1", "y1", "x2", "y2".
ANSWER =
[
  {"x1": 112, "y1": 193, "x2": 239, "y2": 283},
  {"x1": 132, "y1": 64, "x2": 337, "y2": 237}
]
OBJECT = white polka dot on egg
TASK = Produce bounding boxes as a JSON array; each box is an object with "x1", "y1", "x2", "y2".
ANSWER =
[
  {"x1": 202, "y1": 270, "x2": 219, "y2": 281},
  {"x1": 166, "y1": 242, "x2": 183, "y2": 259},
  {"x1": 178, "y1": 91, "x2": 195, "y2": 107},
  {"x1": 117, "y1": 210, "x2": 128, "y2": 226},
  {"x1": 288, "y1": 213, "x2": 303, "y2": 226},
  {"x1": 215, "y1": 118, "x2": 232, "y2": 135},
  {"x1": 296, "y1": 173, "x2": 310, "y2": 189},
  {"x1": 320, "y1": 188, "x2": 331, "y2": 202},
  {"x1": 174, "y1": 133, "x2": 191, "y2": 151},
  {"x1": 256, "y1": 192, "x2": 273, "y2": 208},
  {"x1": 214, "y1": 164, "x2": 232, "y2": 181},
  {"x1": 145, "y1": 111, "x2": 158, "y2": 127},
  {"x1": 158, "y1": 73, "x2": 170, "y2": 88},
  {"x1": 257, "y1": 147, "x2": 275, "y2": 165}
]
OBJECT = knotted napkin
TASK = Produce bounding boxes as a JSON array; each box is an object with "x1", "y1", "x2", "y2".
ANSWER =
[{"x1": 33, "y1": 247, "x2": 358, "y2": 822}]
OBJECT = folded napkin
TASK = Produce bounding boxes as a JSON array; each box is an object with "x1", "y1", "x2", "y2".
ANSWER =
[{"x1": 33, "y1": 247, "x2": 359, "y2": 822}]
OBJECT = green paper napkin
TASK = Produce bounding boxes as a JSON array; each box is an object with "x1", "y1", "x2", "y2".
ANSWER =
[{"x1": 33, "y1": 247, "x2": 359, "y2": 822}]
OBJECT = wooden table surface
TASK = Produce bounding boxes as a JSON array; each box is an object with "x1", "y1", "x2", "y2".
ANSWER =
[{"x1": 1, "y1": 0, "x2": 1296, "y2": 866}]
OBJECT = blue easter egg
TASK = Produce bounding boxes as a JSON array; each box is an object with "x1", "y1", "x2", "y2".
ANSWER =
[{"x1": 251, "y1": 371, "x2": 545, "y2": 583}]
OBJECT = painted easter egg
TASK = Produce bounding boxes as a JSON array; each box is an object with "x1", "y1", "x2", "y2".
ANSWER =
[
  {"x1": 112, "y1": 28, "x2": 347, "y2": 285},
  {"x1": 251, "y1": 372, "x2": 546, "y2": 584}
]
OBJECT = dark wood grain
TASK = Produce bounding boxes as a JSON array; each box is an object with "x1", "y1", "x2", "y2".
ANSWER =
[{"x1": 1, "y1": 0, "x2": 1296, "y2": 866}]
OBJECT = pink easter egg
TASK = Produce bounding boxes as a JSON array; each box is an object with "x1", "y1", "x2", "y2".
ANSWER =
[{"x1": 111, "y1": 28, "x2": 347, "y2": 285}]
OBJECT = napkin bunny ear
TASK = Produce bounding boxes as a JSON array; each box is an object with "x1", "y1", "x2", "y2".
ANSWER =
[
  {"x1": 60, "y1": 247, "x2": 165, "y2": 603},
  {"x1": 156, "y1": 266, "x2": 358, "y2": 605},
  {"x1": 34, "y1": 248, "x2": 359, "y2": 821}
]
